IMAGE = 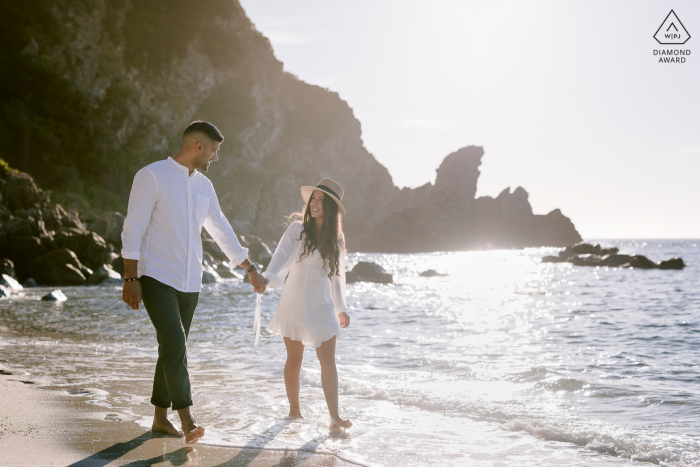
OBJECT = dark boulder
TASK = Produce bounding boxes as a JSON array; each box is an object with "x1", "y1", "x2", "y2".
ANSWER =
[
  {"x1": 27, "y1": 249, "x2": 88, "y2": 286},
  {"x1": 626, "y1": 255, "x2": 657, "y2": 269},
  {"x1": 7, "y1": 236, "x2": 50, "y2": 265},
  {"x1": 346, "y1": 270, "x2": 360, "y2": 283},
  {"x1": 41, "y1": 290, "x2": 67, "y2": 301},
  {"x1": 202, "y1": 251, "x2": 216, "y2": 267},
  {"x1": 350, "y1": 262, "x2": 393, "y2": 284},
  {"x1": 87, "y1": 212, "x2": 124, "y2": 247},
  {"x1": 42, "y1": 205, "x2": 70, "y2": 232},
  {"x1": 658, "y1": 258, "x2": 685, "y2": 270},
  {"x1": 4, "y1": 216, "x2": 48, "y2": 238},
  {"x1": 0, "y1": 259, "x2": 15, "y2": 279},
  {"x1": 202, "y1": 266, "x2": 221, "y2": 284},
  {"x1": 54, "y1": 228, "x2": 111, "y2": 269},
  {"x1": 419, "y1": 269, "x2": 448, "y2": 277},
  {"x1": 80, "y1": 211, "x2": 98, "y2": 224},
  {"x1": 112, "y1": 255, "x2": 125, "y2": 277},
  {"x1": 87, "y1": 264, "x2": 122, "y2": 285},
  {"x1": 203, "y1": 238, "x2": 228, "y2": 262},
  {"x1": 4, "y1": 170, "x2": 49, "y2": 212},
  {"x1": 0, "y1": 274, "x2": 22, "y2": 291},
  {"x1": 599, "y1": 254, "x2": 632, "y2": 267},
  {"x1": 542, "y1": 243, "x2": 684, "y2": 270},
  {"x1": 542, "y1": 255, "x2": 566, "y2": 263},
  {"x1": 216, "y1": 263, "x2": 244, "y2": 279},
  {"x1": 247, "y1": 237, "x2": 273, "y2": 268}
]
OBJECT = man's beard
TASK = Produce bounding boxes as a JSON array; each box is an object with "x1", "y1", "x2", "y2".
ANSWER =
[{"x1": 196, "y1": 155, "x2": 212, "y2": 172}]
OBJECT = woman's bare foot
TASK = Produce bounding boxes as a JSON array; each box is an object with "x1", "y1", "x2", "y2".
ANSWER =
[
  {"x1": 185, "y1": 426, "x2": 205, "y2": 444},
  {"x1": 288, "y1": 408, "x2": 303, "y2": 418},
  {"x1": 330, "y1": 416, "x2": 352, "y2": 428}
]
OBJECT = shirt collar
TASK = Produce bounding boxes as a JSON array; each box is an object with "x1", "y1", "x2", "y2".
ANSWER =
[{"x1": 167, "y1": 156, "x2": 198, "y2": 178}]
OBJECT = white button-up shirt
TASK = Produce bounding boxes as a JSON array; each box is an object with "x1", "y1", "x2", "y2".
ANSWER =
[{"x1": 121, "y1": 157, "x2": 249, "y2": 292}]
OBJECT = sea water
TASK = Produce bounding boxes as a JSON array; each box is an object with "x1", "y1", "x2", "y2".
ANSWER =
[{"x1": 0, "y1": 240, "x2": 698, "y2": 466}]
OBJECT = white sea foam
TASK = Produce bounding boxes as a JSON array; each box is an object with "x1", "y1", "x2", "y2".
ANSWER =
[{"x1": 1, "y1": 241, "x2": 699, "y2": 466}]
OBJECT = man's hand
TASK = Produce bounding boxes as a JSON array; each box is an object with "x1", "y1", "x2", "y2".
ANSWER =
[
  {"x1": 123, "y1": 280, "x2": 143, "y2": 310},
  {"x1": 249, "y1": 270, "x2": 266, "y2": 294},
  {"x1": 338, "y1": 312, "x2": 350, "y2": 328}
]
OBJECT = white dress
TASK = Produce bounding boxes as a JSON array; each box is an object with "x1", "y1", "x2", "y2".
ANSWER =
[{"x1": 262, "y1": 221, "x2": 348, "y2": 347}]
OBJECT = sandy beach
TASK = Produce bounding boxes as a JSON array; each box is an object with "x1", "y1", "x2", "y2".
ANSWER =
[{"x1": 0, "y1": 373, "x2": 353, "y2": 466}]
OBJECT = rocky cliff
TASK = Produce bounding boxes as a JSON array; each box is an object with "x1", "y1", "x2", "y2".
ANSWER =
[
  {"x1": 359, "y1": 146, "x2": 581, "y2": 252},
  {"x1": 0, "y1": 0, "x2": 581, "y2": 253}
]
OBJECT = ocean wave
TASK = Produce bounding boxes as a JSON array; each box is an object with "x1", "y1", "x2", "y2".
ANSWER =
[{"x1": 300, "y1": 374, "x2": 700, "y2": 466}]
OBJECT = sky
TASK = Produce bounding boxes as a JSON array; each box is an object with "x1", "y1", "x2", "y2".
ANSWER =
[{"x1": 238, "y1": 0, "x2": 699, "y2": 239}]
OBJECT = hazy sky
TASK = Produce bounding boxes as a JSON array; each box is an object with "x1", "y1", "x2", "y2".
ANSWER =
[{"x1": 238, "y1": 0, "x2": 699, "y2": 238}]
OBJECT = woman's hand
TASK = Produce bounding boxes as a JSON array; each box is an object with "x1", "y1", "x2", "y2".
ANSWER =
[{"x1": 338, "y1": 312, "x2": 350, "y2": 328}]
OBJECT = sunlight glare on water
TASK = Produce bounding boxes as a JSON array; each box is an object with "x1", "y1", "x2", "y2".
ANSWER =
[{"x1": 0, "y1": 240, "x2": 699, "y2": 466}]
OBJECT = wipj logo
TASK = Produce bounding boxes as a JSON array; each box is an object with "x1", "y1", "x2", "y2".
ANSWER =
[{"x1": 654, "y1": 10, "x2": 691, "y2": 44}]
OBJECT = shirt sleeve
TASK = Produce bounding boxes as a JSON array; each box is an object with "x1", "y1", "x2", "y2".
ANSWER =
[
  {"x1": 121, "y1": 168, "x2": 158, "y2": 260},
  {"x1": 202, "y1": 186, "x2": 249, "y2": 267},
  {"x1": 262, "y1": 221, "x2": 303, "y2": 289},
  {"x1": 330, "y1": 240, "x2": 349, "y2": 316}
]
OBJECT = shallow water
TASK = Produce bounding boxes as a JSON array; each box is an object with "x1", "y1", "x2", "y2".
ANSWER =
[{"x1": 1, "y1": 240, "x2": 698, "y2": 466}]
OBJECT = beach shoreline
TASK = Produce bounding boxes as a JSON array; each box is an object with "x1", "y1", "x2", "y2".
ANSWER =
[{"x1": 0, "y1": 370, "x2": 354, "y2": 466}]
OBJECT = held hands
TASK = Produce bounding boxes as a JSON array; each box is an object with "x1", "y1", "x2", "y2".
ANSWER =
[
  {"x1": 249, "y1": 270, "x2": 267, "y2": 294},
  {"x1": 122, "y1": 280, "x2": 142, "y2": 310},
  {"x1": 338, "y1": 312, "x2": 350, "y2": 328}
]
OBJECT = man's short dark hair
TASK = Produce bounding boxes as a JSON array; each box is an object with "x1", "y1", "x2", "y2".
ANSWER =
[{"x1": 183, "y1": 120, "x2": 224, "y2": 143}]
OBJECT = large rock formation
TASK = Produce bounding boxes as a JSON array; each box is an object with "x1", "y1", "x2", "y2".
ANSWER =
[
  {"x1": 0, "y1": 1, "x2": 581, "y2": 253},
  {"x1": 358, "y1": 147, "x2": 581, "y2": 252}
]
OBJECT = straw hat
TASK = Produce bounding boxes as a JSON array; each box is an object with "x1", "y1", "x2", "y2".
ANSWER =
[{"x1": 301, "y1": 178, "x2": 346, "y2": 214}]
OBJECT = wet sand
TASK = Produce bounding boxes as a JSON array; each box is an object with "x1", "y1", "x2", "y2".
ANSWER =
[{"x1": 0, "y1": 373, "x2": 354, "y2": 466}]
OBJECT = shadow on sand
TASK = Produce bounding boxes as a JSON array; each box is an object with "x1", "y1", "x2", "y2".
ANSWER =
[{"x1": 67, "y1": 419, "x2": 339, "y2": 467}]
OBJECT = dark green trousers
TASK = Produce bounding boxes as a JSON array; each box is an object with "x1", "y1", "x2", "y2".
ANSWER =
[{"x1": 139, "y1": 275, "x2": 199, "y2": 410}]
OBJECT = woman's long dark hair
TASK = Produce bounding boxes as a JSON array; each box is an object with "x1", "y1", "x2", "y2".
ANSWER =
[{"x1": 296, "y1": 192, "x2": 345, "y2": 278}]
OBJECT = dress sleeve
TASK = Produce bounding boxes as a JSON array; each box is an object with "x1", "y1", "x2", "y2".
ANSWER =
[
  {"x1": 330, "y1": 242, "x2": 349, "y2": 316},
  {"x1": 262, "y1": 221, "x2": 303, "y2": 289}
]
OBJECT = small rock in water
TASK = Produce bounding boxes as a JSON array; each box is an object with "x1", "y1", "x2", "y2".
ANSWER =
[
  {"x1": 542, "y1": 242, "x2": 685, "y2": 270},
  {"x1": 419, "y1": 269, "x2": 448, "y2": 277},
  {"x1": 346, "y1": 270, "x2": 360, "y2": 283},
  {"x1": 22, "y1": 278, "x2": 37, "y2": 288},
  {"x1": 42, "y1": 290, "x2": 67, "y2": 301},
  {"x1": 350, "y1": 262, "x2": 393, "y2": 284},
  {"x1": 0, "y1": 274, "x2": 23, "y2": 291},
  {"x1": 0, "y1": 285, "x2": 9, "y2": 298},
  {"x1": 658, "y1": 258, "x2": 685, "y2": 270}
]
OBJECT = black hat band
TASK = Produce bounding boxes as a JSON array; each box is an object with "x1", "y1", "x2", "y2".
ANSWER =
[{"x1": 316, "y1": 184, "x2": 341, "y2": 200}]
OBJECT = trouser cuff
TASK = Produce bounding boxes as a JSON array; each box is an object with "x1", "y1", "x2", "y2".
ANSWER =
[
  {"x1": 151, "y1": 398, "x2": 171, "y2": 409},
  {"x1": 172, "y1": 399, "x2": 193, "y2": 411}
]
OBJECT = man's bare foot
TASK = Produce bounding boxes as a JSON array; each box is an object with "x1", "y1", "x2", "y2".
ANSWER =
[
  {"x1": 152, "y1": 417, "x2": 184, "y2": 436},
  {"x1": 330, "y1": 417, "x2": 352, "y2": 428},
  {"x1": 288, "y1": 408, "x2": 303, "y2": 419},
  {"x1": 185, "y1": 426, "x2": 205, "y2": 444}
]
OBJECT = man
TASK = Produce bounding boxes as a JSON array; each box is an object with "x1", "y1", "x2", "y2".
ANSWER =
[{"x1": 121, "y1": 121, "x2": 266, "y2": 444}]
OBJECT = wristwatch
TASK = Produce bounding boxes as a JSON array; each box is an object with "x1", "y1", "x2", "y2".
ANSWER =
[{"x1": 245, "y1": 263, "x2": 258, "y2": 273}]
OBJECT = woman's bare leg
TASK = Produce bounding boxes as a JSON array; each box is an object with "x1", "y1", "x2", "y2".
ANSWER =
[
  {"x1": 316, "y1": 336, "x2": 352, "y2": 428},
  {"x1": 284, "y1": 337, "x2": 305, "y2": 418}
]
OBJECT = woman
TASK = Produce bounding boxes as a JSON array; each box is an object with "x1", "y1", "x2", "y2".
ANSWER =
[{"x1": 262, "y1": 178, "x2": 352, "y2": 428}]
